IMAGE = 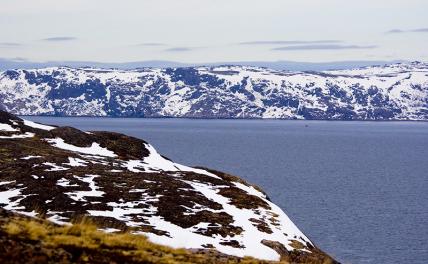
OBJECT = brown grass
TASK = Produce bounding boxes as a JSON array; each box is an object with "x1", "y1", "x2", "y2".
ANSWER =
[{"x1": 2, "y1": 216, "x2": 277, "y2": 264}]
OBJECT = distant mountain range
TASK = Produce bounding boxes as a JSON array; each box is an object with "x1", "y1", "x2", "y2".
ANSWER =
[{"x1": 0, "y1": 62, "x2": 427, "y2": 120}]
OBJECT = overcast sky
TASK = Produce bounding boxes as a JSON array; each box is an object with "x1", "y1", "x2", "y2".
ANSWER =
[{"x1": 1, "y1": 0, "x2": 427, "y2": 63}]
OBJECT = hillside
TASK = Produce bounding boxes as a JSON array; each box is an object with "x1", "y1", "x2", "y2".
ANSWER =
[
  {"x1": 0, "y1": 110, "x2": 337, "y2": 263},
  {"x1": 0, "y1": 62, "x2": 427, "y2": 120}
]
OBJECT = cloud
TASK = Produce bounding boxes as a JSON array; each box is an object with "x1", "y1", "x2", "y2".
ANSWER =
[
  {"x1": 411, "y1": 28, "x2": 428, "y2": 32},
  {"x1": 41, "y1": 37, "x2": 77, "y2": 42},
  {"x1": 239, "y1": 40, "x2": 342, "y2": 45},
  {"x1": 386, "y1": 28, "x2": 428, "y2": 34},
  {"x1": 10, "y1": 57, "x2": 28, "y2": 61},
  {"x1": 0, "y1": 42, "x2": 22, "y2": 47},
  {"x1": 137, "y1": 42, "x2": 167, "y2": 46},
  {"x1": 386, "y1": 29, "x2": 404, "y2": 34},
  {"x1": 164, "y1": 47, "x2": 200, "y2": 52},
  {"x1": 272, "y1": 44, "x2": 377, "y2": 51}
]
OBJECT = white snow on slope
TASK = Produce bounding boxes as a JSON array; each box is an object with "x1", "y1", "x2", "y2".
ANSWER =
[
  {"x1": 0, "y1": 188, "x2": 25, "y2": 211},
  {"x1": 23, "y1": 119, "x2": 55, "y2": 131},
  {"x1": 0, "y1": 187, "x2": 34, "y2": 216},
  {"x1": 43, "y1": 162, "x2": 69, "y2": 172},
  {"x1": 45, "y1": 138, "x2": 117, "y2": 157},
  {"x1": 124, "y1": 143, "x2": 220, "y2": 179},
  {"x1": 0, "y1": 123, "x2": 18, "y2": 132},
  {"x1": 88, "y1": 194, "x2": 160, "y2": 228},
  {"x1": 233, "y1": 182, "x2": 266, "y2": 199},
  {"x1": 0, "y1": 181, "x2": 15, "y2": 186},
  {"x1": 66, "y1": 175, "x2": 104, "y2": 202},
  {"x1": 65, "y1": 157, "x2": 88, "y2": 167},
  {"x1": 143, "y1": 179, "x2": 311, "y2": 261},
  {"x1": 21, "y1": 155, "x2": 42, "y2": 160},
  {"x1": 0, "y1": 132, "x2": 35, "y2": 139},
  {"x1": 57, "y1": 178, "x2": 79, "y2": 187}
]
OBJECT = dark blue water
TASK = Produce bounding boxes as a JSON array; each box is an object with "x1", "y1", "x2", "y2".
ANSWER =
[{"x1": 23, "y1": 116, "x2": 428, "y2": 264}]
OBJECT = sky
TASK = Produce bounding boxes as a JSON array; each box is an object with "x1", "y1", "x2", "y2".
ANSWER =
[{"x1": 1, "y1": 0, "x2": 427, "y2": 63}]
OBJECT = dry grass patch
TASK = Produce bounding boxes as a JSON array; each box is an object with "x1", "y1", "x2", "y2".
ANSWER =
[{"x1": 2, "y1": 216, "x2": 276, "y2": 264}]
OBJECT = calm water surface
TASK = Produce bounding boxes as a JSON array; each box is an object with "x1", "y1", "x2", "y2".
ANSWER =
[{"x1": 24, "y1": 116, "x2": 428, "y2": 264}]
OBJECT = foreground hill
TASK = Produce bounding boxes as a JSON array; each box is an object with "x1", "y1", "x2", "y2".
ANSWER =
[
  {"x1": 0, "y1": 62, "x2": 427, "y2": 120},
  {"x1": 0, "y1": 110, "x2": 337, "y2": 263},
  {"x1": 0, "y1": 208, "x2": 271, "y2": 264}
]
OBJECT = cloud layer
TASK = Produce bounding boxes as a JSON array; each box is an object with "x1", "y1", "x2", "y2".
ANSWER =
[
  {"x1": 386, "y1": 28, "x2": 428, "y2": 34},
  {"x1": 41, "y1": 37, "x2": 77, "y2": 42},
  {"x1": 164, "y1": 47, "x2": 200, "y2": 52},
  {"x1": 272, "y1": 44, "x2": 377, "y2": 51},
  {"x1": 239, "y1": 40, "x2": 342, "y2": 45},
  {"x1": 137, "y1": 42, "x2": 167, "y2": 46},
  {"x1": 0, "y1": 42, "x2": 22, "y2": 47}
]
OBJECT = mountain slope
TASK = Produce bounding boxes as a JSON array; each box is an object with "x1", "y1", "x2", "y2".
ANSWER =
[
  {"x1": 0, "y1": 110, "x2": 337, "y2": 263},
  {"x1": 1, "y1": 62, "x2": 426, "y2": 120}
]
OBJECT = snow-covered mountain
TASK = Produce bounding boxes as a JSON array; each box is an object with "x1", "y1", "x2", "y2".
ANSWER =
[
  {"x1": 0, "y1": 110, "x2": 336, "y2": 263},
  {"x1": 0, "y1": 62, "x2": 427, "y2": 120}
]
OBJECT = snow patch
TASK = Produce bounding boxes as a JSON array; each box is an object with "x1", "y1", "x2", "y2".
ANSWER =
[
  {"x1": 0, "y1": 180, "x2": 15, "y2": 186},
  {"x1": 123, "y1": 143, "x2": 220, "y2": 179},
  {"x1": 21, "y1": 155, "x2": 42, "y2": 160},
  {"x1": 23, "y1": 119, "x2": 55, "y2": 131},
  {"x1": 43, "y1": 162, "x2": 69, "y2": 172},
  {"x1": 64, "y1": 157, "x2": 88, "y2": 167},
  {"x1": 0, "y1": 188, "x2": 25, "y2": 211},
  {"x1": 0, "y1": 132, "x2": 35, "y2": 139},
  {"x1": 0, "y1": 123, "x2": 19, "y2": 132},
  {"x1": 46, "y1": 138, "x2": 117, "y2": 157},
  {"x1": 57, "y1": 178, "x2": 79, "y2": 187},
  {"x1": 66, "y1": 175, "x2": 104, "y2": 202}
]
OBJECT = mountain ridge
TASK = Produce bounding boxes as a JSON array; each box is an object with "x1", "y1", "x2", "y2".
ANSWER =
[{"x1": 1, "y1": 62, "x2": 427, "y2": 120}]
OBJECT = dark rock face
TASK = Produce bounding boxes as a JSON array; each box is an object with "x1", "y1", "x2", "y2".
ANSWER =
[
  {"x1": 0, "y1": 110, "x2": 337, "y2": 263},
  {"x1": 0, "y1": 62, "x2": 427, "y2": 120}
]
